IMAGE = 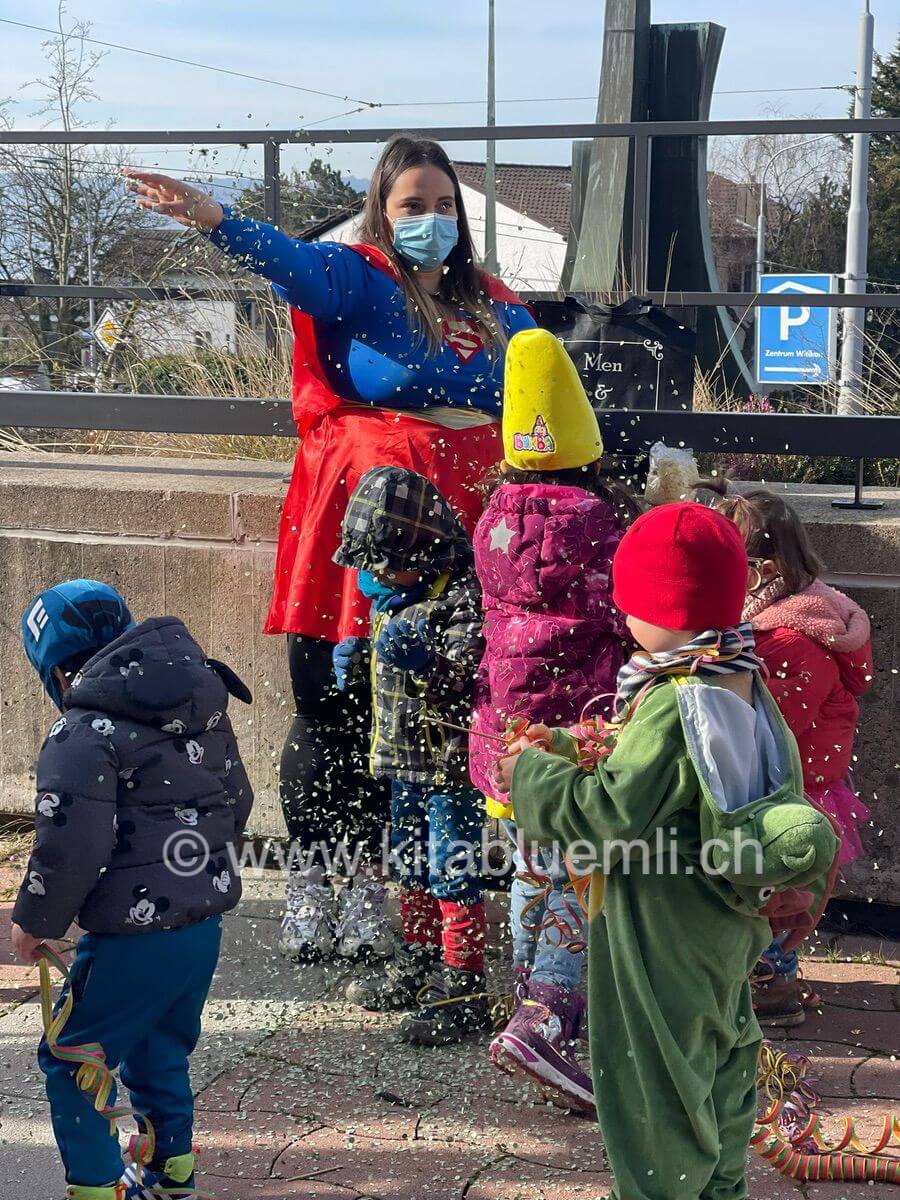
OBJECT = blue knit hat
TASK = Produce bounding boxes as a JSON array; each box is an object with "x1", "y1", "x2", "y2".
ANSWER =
[{"x1": 22, "y1": 579, "x2": 135, "y2": 709}]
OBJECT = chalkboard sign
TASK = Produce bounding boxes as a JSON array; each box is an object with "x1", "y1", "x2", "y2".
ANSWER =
[{"x1": 532, "y1": 295, "x2": 696, "y2": 411}]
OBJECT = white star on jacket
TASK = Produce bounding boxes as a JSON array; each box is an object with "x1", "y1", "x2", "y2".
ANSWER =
[{"x1": 489, "y1": 518, "x2": 516, "y2": 553}]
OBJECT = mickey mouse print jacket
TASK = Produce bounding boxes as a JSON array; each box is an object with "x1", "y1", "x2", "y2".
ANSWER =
[{"x1": 13, "y1": 617, "x2": 254, "y2": 939}]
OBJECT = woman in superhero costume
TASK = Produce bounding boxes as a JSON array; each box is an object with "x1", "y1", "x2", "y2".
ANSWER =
[{"x1": 126, "y1": 136, "x2": 534, "y2": 957}]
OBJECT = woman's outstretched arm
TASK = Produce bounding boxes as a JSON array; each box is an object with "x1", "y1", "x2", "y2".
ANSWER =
[{"x1": 124, "y1": 170, "x2": 361, "y2": 321}]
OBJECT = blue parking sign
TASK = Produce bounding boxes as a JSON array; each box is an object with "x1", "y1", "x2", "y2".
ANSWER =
[{"x1": 756, "y1": 274, "x2": 837, "y2": 385}]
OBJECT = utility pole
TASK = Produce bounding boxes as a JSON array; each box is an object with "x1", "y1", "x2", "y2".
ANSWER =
[
  {"x1": 838, "y1": 0, "x2": 875, "y2": 414},
  {"x1": 483, "y1": 0, "x2": 498, "y2": 275}
]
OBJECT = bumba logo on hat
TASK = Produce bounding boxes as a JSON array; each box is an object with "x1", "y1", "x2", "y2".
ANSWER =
[{"x1": 512, "y1": 415, "x2": 556, "y2": 456}]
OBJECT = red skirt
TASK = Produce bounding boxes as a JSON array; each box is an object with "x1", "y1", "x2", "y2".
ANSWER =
[{"x1": 264, "y1": 404, "x2": 500, "y2": 640}]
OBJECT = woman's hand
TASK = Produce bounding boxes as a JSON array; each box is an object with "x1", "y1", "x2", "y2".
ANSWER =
[{"x1": 123, "y1": 170, "x2": 224, "y2": 232}]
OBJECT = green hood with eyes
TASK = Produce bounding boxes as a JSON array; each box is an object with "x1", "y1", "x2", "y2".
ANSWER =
[{"x1": 675, "y1": 676, "x2": 840, "y2": 936}]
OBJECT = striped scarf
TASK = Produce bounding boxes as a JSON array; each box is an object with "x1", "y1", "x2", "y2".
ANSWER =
[{"x1": 613, "y1": 623, "x2": 762, "y2": 720}]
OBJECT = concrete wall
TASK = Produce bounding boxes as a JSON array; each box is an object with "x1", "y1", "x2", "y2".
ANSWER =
[
  {"x1": 0, "y1": 455, "x2": 897, "y2": 904},
  {"x1": 0, "y1": 454, "x2": 290, "y2": 837}
]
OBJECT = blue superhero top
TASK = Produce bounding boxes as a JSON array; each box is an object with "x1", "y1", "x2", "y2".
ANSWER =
[{"x1": 208, "y1": 211, "x2": 535, "y2": 427}]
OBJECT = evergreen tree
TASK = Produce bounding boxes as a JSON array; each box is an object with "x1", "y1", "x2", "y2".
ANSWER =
[
  {"x1": 780, "y1": 36, "x2": 899, "y2": 285},
  {"x1": 867, "y1": 34, "x2": 900, "y2": 285},
  {"x1": 239, "y1": 160, "x2": 362, "y2": 237}
]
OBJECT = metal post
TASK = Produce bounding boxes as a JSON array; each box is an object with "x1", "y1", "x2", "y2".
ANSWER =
[
  {"x1": 263, "y1": 140, "x2": 282, "y2": 227},
  {"x1": 831, "y1": 457, "x2": 883, "y2": 510},
  {"x1": 838, "y1": 0, "x2": 875, "y2": 414},
  {"x1": 262, "y1": 141, "x2": 282, "y2": 352},
  {"x1": 631, "y1": 134, "x2": 650, "y2": 293},
  {"x1": 86, "y1": 229, "x2": 96, "y2": 371},
  {"x1": 755, "y1": 186, "x2": 766, "y2": 289},
  {"x1": 483, "y1": 0, "x2": 498, "y2": 275}
]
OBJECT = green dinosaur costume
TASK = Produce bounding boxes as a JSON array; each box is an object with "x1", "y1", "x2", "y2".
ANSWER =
[{"x1": 511, "y1": 674, "x2": 838, "y2": 1200}]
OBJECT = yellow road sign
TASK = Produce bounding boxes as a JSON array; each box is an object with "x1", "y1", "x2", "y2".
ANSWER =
[{"x1": 93, "y1": 307, "x2": 123, "y2": 354}]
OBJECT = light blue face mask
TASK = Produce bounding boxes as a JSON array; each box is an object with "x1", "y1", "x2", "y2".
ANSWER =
[{"x1": 391, "y1": 213, "x2": 458, "y2": 270}]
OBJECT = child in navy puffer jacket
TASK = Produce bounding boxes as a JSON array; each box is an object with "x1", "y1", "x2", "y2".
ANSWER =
[
  {"x1": 12, "y1": 579, "x2": 253, "y2": 1200},
  {"x1": 470, "y1": 329, "x2": 639, "y2": 1115}
]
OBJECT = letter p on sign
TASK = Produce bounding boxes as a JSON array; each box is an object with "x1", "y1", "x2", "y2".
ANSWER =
[{"x1": 780, "y1": 306, "x2": 810, "y2": 340}]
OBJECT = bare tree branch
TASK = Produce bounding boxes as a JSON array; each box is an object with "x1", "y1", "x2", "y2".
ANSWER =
[{"x1": 0, "y1": 2, "x2": 152, "y2": 379}]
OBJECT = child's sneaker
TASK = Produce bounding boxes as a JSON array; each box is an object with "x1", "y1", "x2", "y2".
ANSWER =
[
  {"x1": 122, "y1": 1147, "x2": 197, "y2": 1198},
  {"x1": 399, "y1": 965, "x2": 492, "y2": 1045},
  {"x1": 66, "y1": 1187, "x2": 126, "y2": 1200},
  {"x1": 279, "y1": 871, "x2": 335, "y2": 961},
  {"x1": 346, "y1": 942, "x2": 438, "y2": 1010},
  {"x1": 490, "y1": 981, "x2": 595, "y2": 1117},
  {"x1": 334, "y1": 877, "x2": 394, "y2": 960},
  {"x1": 751, "y1": 960, "x2": 806, "y2": 1027}
]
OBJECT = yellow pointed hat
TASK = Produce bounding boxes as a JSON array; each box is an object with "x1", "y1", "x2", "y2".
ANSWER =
[{"x1": 502, "y1": 327, "x2": 603, "y2": 471}]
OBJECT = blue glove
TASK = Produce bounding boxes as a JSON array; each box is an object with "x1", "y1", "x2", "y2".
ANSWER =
[
  {"x1": 333, "y1": 637, "x2": 366, "y2": 692},
  {"x1": 375, "y1": 618, "x2": 435, "y2": 675}
]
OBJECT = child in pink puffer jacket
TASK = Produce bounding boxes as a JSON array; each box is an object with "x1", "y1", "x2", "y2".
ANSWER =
[
  {"x1": 712, "y1": 485, "x2": 873, "y2": 1028},
  {"x1": 470, "y1": 328, "x2": 639, "y2": 1115}
]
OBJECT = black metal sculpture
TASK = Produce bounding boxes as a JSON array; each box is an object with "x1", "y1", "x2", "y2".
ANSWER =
[{"x1": 563, "y1": 2, "x2": 755, "y2": 396}]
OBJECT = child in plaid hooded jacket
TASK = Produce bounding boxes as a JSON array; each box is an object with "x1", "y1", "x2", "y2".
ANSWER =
[{"x1": 332, "y1": 466, "x2": 490, "y2": 1045}]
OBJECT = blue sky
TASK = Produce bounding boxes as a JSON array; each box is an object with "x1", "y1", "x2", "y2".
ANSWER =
[{"x1": 1, "y1": 0, "x2": 897, "y2": 187}]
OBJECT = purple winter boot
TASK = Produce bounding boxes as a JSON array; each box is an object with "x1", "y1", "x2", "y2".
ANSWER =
[{"x1": 489, "y1": 980, "x2": 595, "y2": 1117}]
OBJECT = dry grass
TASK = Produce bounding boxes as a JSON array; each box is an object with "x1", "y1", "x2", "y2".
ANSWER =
[
  {"x1": 2, "y1": 265, "x2": 297, "y2": 461},
  {"x1": 3, "y1": 268, "x2": 897, "y2": 465},
  {"x1": 105, "y1": 283, "x2": 296, "y2": 460},
  {"x1": 78, "y1": 430, "x2": 296, "y2": 462},
  {"x1": 0, "y1": 428, "x2": 40, "y2": 453},
  {"x1": 695, "y1": 320, "x2": 899, "y2": 418}
]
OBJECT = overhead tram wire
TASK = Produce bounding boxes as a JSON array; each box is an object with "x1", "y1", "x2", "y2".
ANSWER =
[
  {"x1": 1, "y1": 82, "x2": 849, "y2": 111},
  {"x1": 374, "y1": 85, "x2": 850, "y2": 108},
  {"x1": 0, "y1": 21, "x2": 848, "y2": 117},
  {"x1": 0, "y1": 18, "x2": 378, "y2": 108}
]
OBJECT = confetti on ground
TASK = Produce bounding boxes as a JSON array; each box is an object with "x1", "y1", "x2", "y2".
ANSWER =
[{"x1": 0, "y1": 869, "x2": 896, "y2": 1199}]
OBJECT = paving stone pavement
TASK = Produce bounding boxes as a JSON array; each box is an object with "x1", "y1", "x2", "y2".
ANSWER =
[{"x1": 0, "y1": 869, "x2": 897, "y2": 1200}]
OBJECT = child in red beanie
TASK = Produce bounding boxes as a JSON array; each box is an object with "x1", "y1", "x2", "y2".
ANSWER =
[{"x1": 493, "y1": 503, "x2": 838, "y2": 1200}]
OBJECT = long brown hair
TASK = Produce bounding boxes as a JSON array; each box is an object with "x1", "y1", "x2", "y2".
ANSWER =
[
  {"x1": 481, "y1": 461, "x2": 645, "y2": 531},
  {"x1": 700, "y1": 480, "x2": 823, "y2": 594},
  {"x1": 358, "y1": 134, "x2": 507, "y2": 354}
]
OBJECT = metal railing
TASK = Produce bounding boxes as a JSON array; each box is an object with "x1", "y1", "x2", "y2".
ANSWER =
[
  {"x1": 3, "y1": 115, "x2": 899, "y2": 301},
  {"x1": 2, "y1": 389, "x2": 896, "y2": 454},
  {"x1": 2, "y1": 117, "x2": 899, "y2": 511},
  {"x1": 1, "y1": 394, "x2": 895, "y2": 509}
]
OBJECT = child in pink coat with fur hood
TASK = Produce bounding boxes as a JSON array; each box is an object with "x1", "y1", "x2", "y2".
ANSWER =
[{"x1": 714, "y1": 486, "x2": 873, "y2": 1027}]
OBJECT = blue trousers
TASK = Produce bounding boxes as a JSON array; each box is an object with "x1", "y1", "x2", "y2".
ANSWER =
[
  {"x1": 503, "y1": 820, "x2": 585, "y2": 991},
  {"x1": 389, "y1": 780, "x2": 483, "y2": 904},
  {"x1": 40, "y1": 917, "x2": 221, "y2": 1187}
]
